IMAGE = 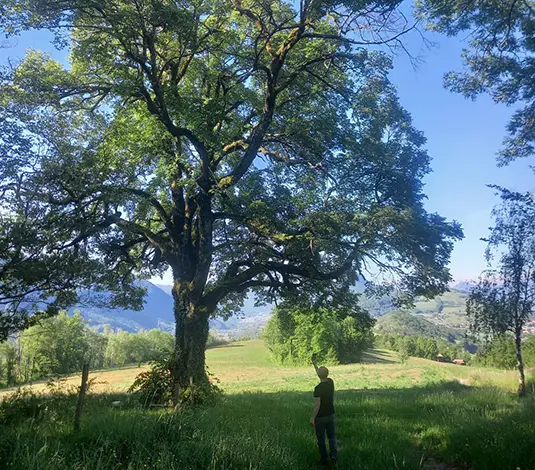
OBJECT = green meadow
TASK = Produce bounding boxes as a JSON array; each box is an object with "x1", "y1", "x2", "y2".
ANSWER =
[{"x1": 1, "y1": 340, "x2": 534, "y2": 470}]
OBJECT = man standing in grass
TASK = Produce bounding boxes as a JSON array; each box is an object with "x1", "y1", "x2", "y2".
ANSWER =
[{"x1": 310, "y1": 354, "x2": 338, "y2": 466}]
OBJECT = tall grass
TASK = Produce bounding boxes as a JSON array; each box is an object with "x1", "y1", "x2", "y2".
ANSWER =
[{"x1": 0, "y1": 341, "x2": 534, "y2": 470}]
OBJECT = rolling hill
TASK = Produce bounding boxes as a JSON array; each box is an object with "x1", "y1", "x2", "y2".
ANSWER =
[
  {"x1": 373, "y1": 310, "x2": 463, "y2": 342},
  {"x1": 361, "y1": 285, "x2": 470, "y2": 332},
  {"x1": 411, "y1": 288, "x2": 469, "y2": 331}
]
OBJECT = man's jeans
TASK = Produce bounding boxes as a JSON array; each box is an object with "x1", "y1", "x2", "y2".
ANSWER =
[{"x1": 315, "y1": 414, "x2": 337, "y2": 461}]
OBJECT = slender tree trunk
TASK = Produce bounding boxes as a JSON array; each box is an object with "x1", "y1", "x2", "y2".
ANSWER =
[
  {"x1": 171, "y1": 283, "x2": 210, "y2": 406},
  {"x1": 514, "y1": 329, "x2": 526, "y2": 397},
  {"x1": 73, "y1": 362, "x2": 90, "y2": 432}
]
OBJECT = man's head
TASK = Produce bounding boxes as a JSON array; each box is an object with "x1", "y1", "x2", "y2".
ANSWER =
[{"x1": 317, "y1": 366, "x2": 329, "y2": 380}]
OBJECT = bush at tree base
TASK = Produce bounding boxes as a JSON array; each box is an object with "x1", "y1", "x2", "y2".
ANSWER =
[
  {"x1": 128, "y1": 358, "x2": 221, "y2": 409},
  {"x1": 262, "y1": 305, "x2": 374, "y2": 365}
]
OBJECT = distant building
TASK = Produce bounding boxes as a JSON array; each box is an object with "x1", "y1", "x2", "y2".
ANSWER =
[
  {"x1": 452, "y1": 359, "x2": 466, "y2": 366},
  {"x1": 522, "y1": 320, "x2": 535, "y2": 336},
  {"x1": 436, "y1": 354, "x2": 445, "y2": 362}
]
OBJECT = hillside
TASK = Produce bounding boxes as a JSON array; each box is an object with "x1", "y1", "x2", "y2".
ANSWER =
[
  {"x1": 412, "y1": 288, "x2": 469, "y2": 330},
  {"x1": 374, "y1": 310, "x2": 462, "y2": 341},
  {"x1": 71, "y1": 282, "x2": 272, "y2": 337},
  {"x1": 68, "y1": 281, "x2": 469, "y2": 339},
  {"x1": 72, "y1": 282, "x2": 175, "y2": 332},
  {"x1": 361, "y1": 286, "x2": 469, "y2": 333}
]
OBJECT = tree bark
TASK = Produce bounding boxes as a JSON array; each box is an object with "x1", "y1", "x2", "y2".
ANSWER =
[
  {"x1": 514, "y1": 328, "x2": 526, "y2": 397},
  {"x1": 171, "y1": 282, "x2": 210, "y2": 406}
]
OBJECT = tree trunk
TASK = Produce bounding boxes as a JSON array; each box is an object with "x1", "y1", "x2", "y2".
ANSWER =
[
  {"x1": 73, "y1": 362, "x2": 90, "y2": 432},
  {"x1": 171, "y1": 284, "x2": 210, "y2": 406},
  {"x1": 514, "y1": 329, "x2": 526, "y2": 397}
]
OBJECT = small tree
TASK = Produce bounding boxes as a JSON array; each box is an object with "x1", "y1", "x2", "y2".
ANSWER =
[
  {"x1": 19, "y1": 311, "x2": 90, "y2": 377},
  {"x1": 263, "y1": 300, "x2": 374, "y2": 365},
  {"x1": 467, "y1": 188, "x2": 535, "y2": 396}
]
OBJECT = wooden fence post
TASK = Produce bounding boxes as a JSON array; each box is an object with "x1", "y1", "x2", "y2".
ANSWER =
[{"x1": 74, "y1": 363, "x2": 90, "y2": 432}]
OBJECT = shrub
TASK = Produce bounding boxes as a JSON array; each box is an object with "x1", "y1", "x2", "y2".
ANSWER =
[
  {"x1": 128, "y1": 358, "x2": 174, "y2": 407},
  {"x1": 0, "y1": 388, "x2": 44, "y2": 425},
  {"x1": 128, "y1": 358, "x2": 222, "y2": 409}
]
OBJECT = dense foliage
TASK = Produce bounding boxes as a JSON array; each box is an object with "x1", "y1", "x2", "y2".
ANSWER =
[
  {"x1": 0, "y1": 0, "x2": 462, "y2": 394},
  {"x1": 374, "y1": 333, "x2": 472, "y2": 363},
  {"x1": 474, "y1": 335, "x2": 535, "y2": 370},
  {"x1": 263, "y1": 303, "x2": 374, "y2": 365},
  {"x1": 417, "y1": 0, "x2": 535, "y2": 165}
]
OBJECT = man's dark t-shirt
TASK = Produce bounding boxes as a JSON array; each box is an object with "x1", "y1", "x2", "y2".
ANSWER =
[{"x1": 314, "y1": 378, "x2": 335, "y2": 417}]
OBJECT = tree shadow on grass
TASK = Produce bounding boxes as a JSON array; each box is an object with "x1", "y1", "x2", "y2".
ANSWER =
[
  {"x1": 208, "y1": 343, "x2": 245, "y2": 349},
  {"x1": 2, "y1": 383, "x2": 534, "y2": 470},
  {"x1": 213, "y1": 382, "x2": 535, "y2": 470},
  {"x1": 360, "y1": 349, "x2": 397, "y2": 364}
]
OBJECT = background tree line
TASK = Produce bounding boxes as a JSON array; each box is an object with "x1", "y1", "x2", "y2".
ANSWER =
[
  {"x1": 472, "y1": 335, "x2": 535, "y2": 371},
  {"x1": 374, "y1": 333, "x2": 473, "y2": 363},
  {"x1": 0, "y1": 312, "x2": 224, "y2": 387},
  {"x1": 374, "y1": 332, "x2": 535, "y2": 371}
]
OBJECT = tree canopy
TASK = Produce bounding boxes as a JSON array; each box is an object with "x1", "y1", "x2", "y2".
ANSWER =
[
  {"x1": 417, "y1": 0, "x2": 535, "y2": 165},
  {"x1": 0, "y1": 0, "x2": 462, "y2": 393}
]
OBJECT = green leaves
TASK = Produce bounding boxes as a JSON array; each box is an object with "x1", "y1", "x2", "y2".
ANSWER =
[
  {"x1": 263, "y1": 301, "x2": 375, "y2": 365},
  {"x1": 466, "y1": 189, "x2": 535, "y2": 394},
  {"x1": 1, "y1": 0, "x2": 461, "y2": 337},
  {"x1": 418, "y1": 0, "x2": 535, "y2": 166}
]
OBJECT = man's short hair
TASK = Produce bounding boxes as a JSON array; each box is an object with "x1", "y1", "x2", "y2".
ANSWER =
[{"x1": 318, "y1": 366, "x2": 329, "y2": 379}]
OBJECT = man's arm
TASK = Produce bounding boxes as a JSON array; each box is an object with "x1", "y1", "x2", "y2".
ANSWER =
[
  {"x1": 310, "y1": 397, "x2": 321, "y2": 427},
  {"x1": 311, "y1": 353, "x2": 320, "y2": 379}
]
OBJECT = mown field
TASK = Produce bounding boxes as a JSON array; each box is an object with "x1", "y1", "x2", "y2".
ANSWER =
[{"x1": 1, "y1": 340, "x2": 534, "y2": 470}]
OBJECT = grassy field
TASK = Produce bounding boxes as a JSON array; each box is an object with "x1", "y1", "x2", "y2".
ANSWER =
[{"x1": 1, "y1": 340, "x2": 534, "y2": 470}]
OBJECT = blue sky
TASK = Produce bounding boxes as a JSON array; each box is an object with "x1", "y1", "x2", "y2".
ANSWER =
[
  {"x1": 390, "y1": 30, "x2": 534, "y2": 281},
  {"x1": 1, "y1": 25, "x2": 533, "y2": 284}
]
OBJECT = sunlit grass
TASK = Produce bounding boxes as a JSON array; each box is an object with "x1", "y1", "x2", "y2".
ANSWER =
[{"x1": 1, "y1": 340, "x2": 528, "y2": 397}]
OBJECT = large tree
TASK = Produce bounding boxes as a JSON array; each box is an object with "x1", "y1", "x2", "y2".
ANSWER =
[
  {"x1": 467, "y1": 188, "x2": 535, "y2": 396},
  {"x1": 417, "y1": 0, "x2": 535, "y2": 165},
  {"x1": 0, "y1": 0, "x2": 462, "y2": 397}
]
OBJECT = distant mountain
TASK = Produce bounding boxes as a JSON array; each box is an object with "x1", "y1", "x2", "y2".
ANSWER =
[
  {"x1": 411, "y1": 289, "x2": 469, "y2": 331},
  {"x1": 154, "y1": 284, "x2": 173, "y2": 296},
  {"x1": 453, "y1": 281, "x2": 476, "y2": 293},
  {"x1": 72, "y1": 282, "x2": 273, "y2": 337},
  {"x1": 374, "y1": 311, "x2": 462, "y2": 342},
  {"x1": 70, "y1": 279, "x2": 470, "y2": 339},
  {"x1": 72, "y1": 281, "x2": 175, "y2": 332}
]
